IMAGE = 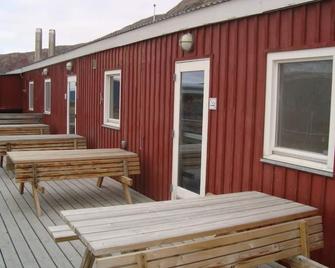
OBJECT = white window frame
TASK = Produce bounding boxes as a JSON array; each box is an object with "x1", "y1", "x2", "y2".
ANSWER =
[
  {"x1": 28, "y1": 81, "x2": 34, "y2": 111},
  {"x1": 103, "y1": 70, "x2": 121, "y2": 129},
  {"x1": 263, "y1": 47, "x2": 335, "y2": 176},
  {"x1": 44, "y1": 78, "x2": 51, "y2": 114}
]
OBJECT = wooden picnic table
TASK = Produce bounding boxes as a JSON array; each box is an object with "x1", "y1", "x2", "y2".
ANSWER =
[
  {"x1": 0, "y1": 113, "x2": 43, "y2": 125},
  {"x1": 0, "y1": 134, "x2": 87, "y2": 167},
  {"x1": 0, "y1": 124, "x2": 50, "y2": 136},
  {"x1": 6, "y1": 148, "x2": 140, "y2": 216},
  {"x1": 59, "y1": 191, "x2": 322, "y2": 268}
]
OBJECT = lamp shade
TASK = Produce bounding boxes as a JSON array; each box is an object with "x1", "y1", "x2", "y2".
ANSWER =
[{"x1": 179, "y1": 33, "x2": 194, "y2": 52}]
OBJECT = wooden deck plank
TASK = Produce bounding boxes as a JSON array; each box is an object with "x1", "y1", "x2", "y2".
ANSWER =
[
  {"x1": 77, "y1": 178, "x2": 129, "y2": 205},
  {"x1": 0, "y1": 169, "x2": 84, "y2": 262},
  {"x1": 0, "y1": 214, "x2": 23, "y2": 268},
  {"x1": 0, "y1": 184, "x2": 40, "y2": 268},
  {"x1": 64, "y1": 179, "x2": 118, "y2": 207},
  {"x1": 0, "y1": 169, "x2": 73, "y2": 268},
  {"x1": 16, "y1": 182, "x2": 84, "y2": 266},
  {"x1": 85, "y1": 177, "x2": 152, "y2": 204},
  {"x1": 0, "y1": 167, "x2": 151, "y2": 267}
]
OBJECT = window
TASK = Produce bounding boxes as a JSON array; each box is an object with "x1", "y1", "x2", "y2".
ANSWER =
[
  {"x1": 263, "y1": 48, "x2": 335, "y2": 176},
  {"x1": 44, "y1": 78, "x2": 51, "y2": 114},
  {"x1": 103, "y1": 70, "x2": 121, "y2": 128},
  {"x1": 28, "y1": 81, "x2": 34, "y2": 111}
]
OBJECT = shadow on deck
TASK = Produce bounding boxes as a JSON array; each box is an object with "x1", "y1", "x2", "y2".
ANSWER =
[{"x1": 0, "y1": 168, "x2": 152, "y2": 268}]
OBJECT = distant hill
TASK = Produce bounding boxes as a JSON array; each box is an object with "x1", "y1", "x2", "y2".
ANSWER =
[{"x1": 0, "y1": 44, "x2": 83, "y2": 74}]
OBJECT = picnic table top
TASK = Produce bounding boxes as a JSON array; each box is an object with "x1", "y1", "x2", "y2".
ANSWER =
[
  {"x1": 0, "y1": 124, "x2": 49, "y2": 129},
  {"x1": 60, "y1": 191, "x2": 319, "y2": 256},
  {"x1": 0, "y1": 134, "x2": 84, "y2": 142},
  {"x1": 7, "y1": 148, "x2": 138, "y2": 163}
]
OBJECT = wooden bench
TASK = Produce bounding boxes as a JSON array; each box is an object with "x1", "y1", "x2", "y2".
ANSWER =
[
  {"x1": 6, "y1": 148, "x2": 140, "y2": 216},
  {"x1": 93, "y1": 216, "x2": 325, "y2": 268},
  {"x1": 0, "y1": 124, "x2": 50, "y2": 136},
  {"x1": 0, "y1": 113, "x2": 43, "y2": 125},
  {"x1": 48, "y1": 225, "x2": 78, "y2": 242},
  {"x1": 0, "y1": 134, "x2": 87, "y2": 167}
]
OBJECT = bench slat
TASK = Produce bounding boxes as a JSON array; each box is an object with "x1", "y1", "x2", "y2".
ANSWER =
[
  {"x1": 48, "y1": 225, "x2": 78, "y2": 243},
  {"x1": 94, "y1": 216, "x2": 324, "y2": 268}
]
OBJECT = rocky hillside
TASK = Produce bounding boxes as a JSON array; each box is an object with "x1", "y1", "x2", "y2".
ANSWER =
[{"x1": 0, "y1": 44, "x2": 83, "y2": 74}]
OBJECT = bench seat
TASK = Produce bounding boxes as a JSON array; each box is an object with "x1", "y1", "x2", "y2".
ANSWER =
[{"x1": 48, "y1": 225, "x2": 78, "y2": 242}]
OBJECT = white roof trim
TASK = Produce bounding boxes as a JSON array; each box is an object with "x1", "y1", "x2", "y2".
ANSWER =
[{"x1": 7, "y1": 0, "x2": 317, "y2": 74}]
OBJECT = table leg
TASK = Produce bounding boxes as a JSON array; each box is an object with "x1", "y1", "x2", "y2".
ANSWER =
[
  {"x1": 97, "y1": 177, "x2": 104, "y2": 188},
  {"x1": 80, "y1": 248, "x2": 95, "y2": 268},
  {"x1": 31, "y1": 182, "x2": 44, "y2": 217},
  {"x1": 19, "y1": 182, "x2": 24, "y2": 194},
  {"x1": 122, "y1": 183, "x2": 133, "y2": 204}
]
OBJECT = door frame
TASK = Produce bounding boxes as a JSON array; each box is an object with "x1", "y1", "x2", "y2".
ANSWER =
[
  {"x1": 66, "y1": 75, "x2": 77, "y2": 134},
  {"x1": 171, "y1": 58, "x2": 210, "y2": 199}
]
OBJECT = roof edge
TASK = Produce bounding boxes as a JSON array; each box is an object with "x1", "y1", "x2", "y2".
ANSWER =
[{"x1": 7, "y1": 0, "x2": 318, "y2": 75}]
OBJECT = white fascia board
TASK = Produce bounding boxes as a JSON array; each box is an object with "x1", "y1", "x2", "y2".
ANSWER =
[{"x1": 7, "y1": 0, "x2": 317, "y2": 75}]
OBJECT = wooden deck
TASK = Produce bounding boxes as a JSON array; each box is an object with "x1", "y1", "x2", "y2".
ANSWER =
[{"x1": 0, "y1": 167, "x2": 151, "y2": 268}]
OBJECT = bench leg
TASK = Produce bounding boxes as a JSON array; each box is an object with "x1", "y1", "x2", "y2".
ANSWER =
[
  {"x1": 80, "y1": 248, "x2": 95, "y2": 268},
  {"x1": 19, "y1": 182, "x2": 24, "y2": 194},
  {"x1": 122, "y1": 183, "x2": 133, "y2": 204},
  {"x1": 96, "y1": 177, "x2": 104, "y2": 188},
  {"x1": 32, "y1": 182, "x2": 42, "y2": 217},
  {"x1": 0, "y1": 156, "x2": 3, "y2": 168}
]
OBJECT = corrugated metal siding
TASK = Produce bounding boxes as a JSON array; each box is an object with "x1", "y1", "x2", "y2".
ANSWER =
[
  {"x1": 0, "y1": 75, "x2": 22, "y2": 112},
  {"x1": 22, "y1": 65, "x2": 69, "y2": 133},
  {"x1": 20, "y1": 0, "x2": 335, "y2": 266}
]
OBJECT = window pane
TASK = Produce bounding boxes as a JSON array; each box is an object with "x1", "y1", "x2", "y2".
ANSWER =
[
  {"x1": 276, "y1": 60, "x2": 332, "y2": 155},
  {"x1": 45, "y1": 81, "x2": 51, "y2": 112},
  {"x1": 29, "y1": 83, "x2": 34, "y2": 110},
  {"x1": 109, "y1": 75, "x2": 120, "y2": 120}
]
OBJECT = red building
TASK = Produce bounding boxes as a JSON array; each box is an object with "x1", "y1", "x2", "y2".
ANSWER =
[{"x1": 1, "y1": 0, "x2": 335, "y2": 266}]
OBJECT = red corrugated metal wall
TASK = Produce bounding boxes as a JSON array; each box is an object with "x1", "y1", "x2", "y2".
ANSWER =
[
  {"x1": 21, "y1": 0, "x2": 335, "y2": 266},
  {"x1": 0, "y1": 75, "x2": 23, "y2": 112},
  {"x1": 22, "y1": 66, "x2": 69, "y2": 133}
]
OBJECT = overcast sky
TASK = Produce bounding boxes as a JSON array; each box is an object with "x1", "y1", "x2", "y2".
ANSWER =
[{"x1": 0, "y1": 0, "x2": 181, "y2": 54}]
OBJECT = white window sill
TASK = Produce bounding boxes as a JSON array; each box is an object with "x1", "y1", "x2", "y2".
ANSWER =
[
  {"x1": 261, "y1": 155, "x2": 333, "y2": 178},
  {"x1": 44, "y1": 111, "x2": 51, "y2": 115},
  {"x1": 102, "y1": 124, "x2": 120, "y2": 130},
  {"x1": 28, "y1": 109, "x2": 34, "y2": 112}
]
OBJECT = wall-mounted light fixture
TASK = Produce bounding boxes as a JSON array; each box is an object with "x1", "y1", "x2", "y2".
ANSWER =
[
  {"x1": 66, "y1": 61, "x2": 73, "y2": 72},
  {"x1": 42, "y1": 67, "x2": 48, "y2": 76},
  {"x1": 179, "y1": 33, "x2": 194, "y2": 52},
  {"x1": 92, "y1": 59, "x2": 97, "y2": 70}
]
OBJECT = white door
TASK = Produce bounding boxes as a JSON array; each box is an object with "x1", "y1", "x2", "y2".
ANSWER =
[
  {"x1": 67, "y1": 76, "x2": 77, "y2": 134},
  {"x1": 172, "y1": 59, "x2": 210, "y2": 199}
]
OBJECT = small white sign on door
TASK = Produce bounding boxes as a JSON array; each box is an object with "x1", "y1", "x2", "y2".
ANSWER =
[{"x1": 209, "y1": 98, "x2": 217, "y2": 110}]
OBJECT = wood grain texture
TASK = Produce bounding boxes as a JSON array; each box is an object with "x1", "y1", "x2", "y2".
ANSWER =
[
  {"x1": 0, "y1": 124, "x2": 50, "y2": 135},
  {"x1": 0, "y1": 134, "x2": 87, "y2": 156},
  {"x1": 60, "y1": 192, "x2": 319, "y2": 256},
  {"x1": 0, "y1": 113, "x2": 43, "y2": 125},
  {"x1": 94, "y1": 216, "x2": 323, "y2": 268}
]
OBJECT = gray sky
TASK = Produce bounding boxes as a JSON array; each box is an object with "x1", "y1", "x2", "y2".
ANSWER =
[{"x1": 0, "y1": 0, "x2": 181, "y2": 54}]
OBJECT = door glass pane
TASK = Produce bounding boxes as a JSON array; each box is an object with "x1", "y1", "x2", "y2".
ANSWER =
[
  {"x1": 178, "y1": 71, "x2": 204, "y2": 194},
  {"x1": 69, "y1": 81, "x2": 76, "y2": 134},
  {"x1": 276, "y1": 60, "x2": 332, "y2": 155}
]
